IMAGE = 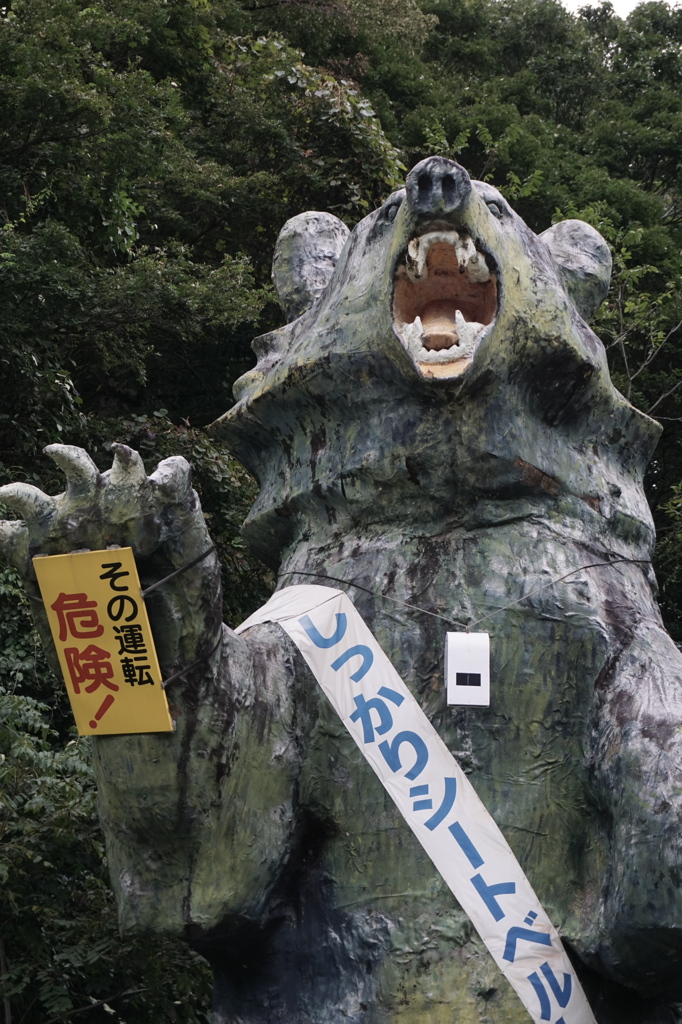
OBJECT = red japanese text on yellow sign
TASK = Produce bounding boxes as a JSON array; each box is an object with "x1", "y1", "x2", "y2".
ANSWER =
[{"x1": 33, "y1": 548, "x2": 173, "y2": 736}]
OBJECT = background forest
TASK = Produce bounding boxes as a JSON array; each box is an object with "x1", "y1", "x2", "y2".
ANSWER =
[{"x1": 1, "y1": 0, "x2": 682, "y2": 1019}]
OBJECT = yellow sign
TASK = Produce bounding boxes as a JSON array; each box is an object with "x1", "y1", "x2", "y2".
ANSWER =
[{"x1": 33, "y1": 548, "x2": 173, "y2": 736}]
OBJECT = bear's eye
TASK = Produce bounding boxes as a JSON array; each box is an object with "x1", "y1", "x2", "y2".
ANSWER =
[{"x1": 487, "y1": 201, "x2": 503, "y2": 219}]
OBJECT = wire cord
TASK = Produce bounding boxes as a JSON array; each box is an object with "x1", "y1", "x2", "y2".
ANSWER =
[{"x1": 279, "y1": 557, "x2": 652, "y2": 632}]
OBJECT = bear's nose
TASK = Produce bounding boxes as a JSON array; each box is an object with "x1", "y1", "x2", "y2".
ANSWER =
[{"x1": 405, "y1": 157, "x2": 472, "y2": 217}]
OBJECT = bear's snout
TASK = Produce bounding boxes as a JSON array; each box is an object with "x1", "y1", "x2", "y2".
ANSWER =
[{"x1": 406, "y1": 156, "x2": 472, "y2": 218}]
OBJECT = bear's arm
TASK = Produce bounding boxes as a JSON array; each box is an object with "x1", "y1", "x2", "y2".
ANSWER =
[
  {"x1": 591, "y1": 618, "x2": 682, "y2": 998},
  {"x1": 92, "y1": 620, "x2": 313, "y2": 937},
  {"x1": 0, "y1": 444, "x2": 319, "y2": 938}
]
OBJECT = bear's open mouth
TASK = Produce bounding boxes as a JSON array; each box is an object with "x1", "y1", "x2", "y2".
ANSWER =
[{"x1": 392, "y1": 224, "x2": 498, "y2": 378}]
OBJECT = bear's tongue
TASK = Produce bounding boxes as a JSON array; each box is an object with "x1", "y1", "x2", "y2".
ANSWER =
[
  {"x1": 419, "y1": 300, "x2": 488, "y2": 353},
  {"x1": 420, "y1": 300, "x2": 459, "y2": 350}
]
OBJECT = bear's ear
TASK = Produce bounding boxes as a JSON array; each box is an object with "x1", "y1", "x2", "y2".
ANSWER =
[
  {"x1": 538, "y1": 219, "x2": 612, "y2": 322},
  {"x1": 272, "y1": 211, "x2": 350, "y2": 322}
]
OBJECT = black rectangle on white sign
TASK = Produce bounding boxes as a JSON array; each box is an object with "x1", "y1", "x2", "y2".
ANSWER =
[{"x1": 446, "y1": 633, "x2": 490, "y2": 706}]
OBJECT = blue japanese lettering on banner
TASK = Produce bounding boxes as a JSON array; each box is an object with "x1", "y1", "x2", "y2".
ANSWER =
[
  {"x1": 448, "y1": 821, "x2": 484, "y2": 868},
  {"x1": 332, "y1": 644, "x2": 375, "y2": 681},
  {"x1": 503, "y1": 925, "x2": 553, "y2": 963},
  {"x1": 423, "y1": 777, "x2": 457, "y2": 830},
  {"x1": 300, "y1": 613, "x2": 348, "y2": 648},
  {"x1": 539, "y1": 961, "x2": 572, "y2": 1007},
  {"x1": 350, "y1": 687, "x2": 404, "y2": 742},
  {"x1": 409, "y1": 784, "x2": 431, "y2": 811},
  {"x1": 527, "y1": 962, "x2": 573, "y2": 1021},
  {"x1": 471, "y1": 873, "x2": 517, "y2": 922},
  {"x1": 528, "y1": 973, "x2": 552, "y2": 1022},
  {"x1": 378, "y1": 731, "x2": 429, "y2": 780}
]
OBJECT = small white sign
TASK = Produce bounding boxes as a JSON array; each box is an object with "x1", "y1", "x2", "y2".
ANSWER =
[{"x1": 445, "y1": 632, "x2": 490, "y2": 706}]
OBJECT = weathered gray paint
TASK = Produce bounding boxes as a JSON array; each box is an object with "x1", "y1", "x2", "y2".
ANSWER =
[
  {"x1": 538, "y1": 218, "x2": 612, "y2": 322},
  {"x1": 1, "y1": 158, "x2": 681, "y2": 1024},
  {"x1": 272, "y1": 210, "x2": 350, "y2": 322}
]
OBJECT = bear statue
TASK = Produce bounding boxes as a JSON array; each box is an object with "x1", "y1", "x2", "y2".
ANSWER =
[{"x1": 1, "y1": 157, "x2": 682, "y2": 1024}]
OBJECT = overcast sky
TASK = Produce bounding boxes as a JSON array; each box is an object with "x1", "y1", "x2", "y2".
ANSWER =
[{"x1": 559, "y1": 0, "x2": 680, "y2": 15}]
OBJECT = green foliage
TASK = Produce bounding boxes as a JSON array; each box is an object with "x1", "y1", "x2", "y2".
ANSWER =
[
  {"x1": 197, "y1": 33, "x2": 405, "y2": 216},
  {"x1": 0, "y1": 0, "x2": 406, "y2": 479}
]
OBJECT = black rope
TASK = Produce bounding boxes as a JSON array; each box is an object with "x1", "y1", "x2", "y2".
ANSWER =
[
  {"x1": 278, "y1": 570, "x2": 469, "y2": 629},
  {"x1": 141, "y1": 546, "x2": 216, "y2": 597},
  {"x1": 27, "y1": 545, "x2": 217, "y2": 604},
  {"x1": 469, "y1": 558, "x2": 651, "y2": 628},
  {"x1": 27, "y1": 544, "x2": 653, "y2": 664},
  {"x1": 279, "y1": 557, "x2": 652, "y2": 632},
  {"x1": 161, "y1": 633, "x2": 223, "y2": 689}
]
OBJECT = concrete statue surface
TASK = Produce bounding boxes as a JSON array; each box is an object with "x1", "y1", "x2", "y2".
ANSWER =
[{"x1": 1, "y1": 158, "x2": 681, "y2": 1023}]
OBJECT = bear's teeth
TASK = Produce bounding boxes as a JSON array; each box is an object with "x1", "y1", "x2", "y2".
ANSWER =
[
  {"x1": 403, "y1": 316, "x2": 424, "y2": 347},
  {"x1": 407, "y1": 238, "x2": 427, "y2": 281},
  {"x1": 455, "y1": 236, "x2": 477, "y2": 273},
  {"x1": 466, "y1": 251, "x2": 490, "y2": 283},
  {"x1": 401, "y1": 312, "x2": 486, "y2": 363},
  {"x1": 454, "y1": 310, "x2": 486, "y2": 352},
  {"x1": 405, "y1": 230, "x2": 490, "y2": 283}
]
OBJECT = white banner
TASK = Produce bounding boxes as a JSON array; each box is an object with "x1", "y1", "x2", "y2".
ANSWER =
[{"x1": 236, "y1": 585, "x2": 596, "y2": 1024}]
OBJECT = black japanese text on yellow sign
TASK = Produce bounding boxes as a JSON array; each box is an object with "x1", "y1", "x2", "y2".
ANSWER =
[{"x1": 33, "y1": 548, "x2": 173, "y2": 736}]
